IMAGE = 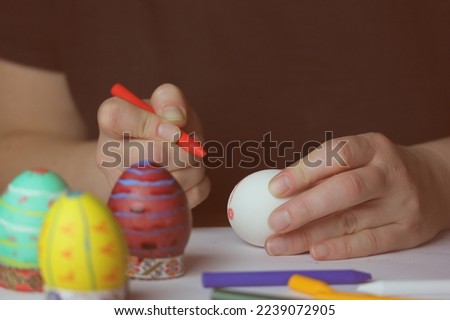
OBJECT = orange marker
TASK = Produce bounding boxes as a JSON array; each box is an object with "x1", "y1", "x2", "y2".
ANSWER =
[
  {"x1": 288, "y1": 275, "x2": 407, "y2": 300},
  {"x1": 111, "y1": 83, "x2": 206, "y2": 158}
]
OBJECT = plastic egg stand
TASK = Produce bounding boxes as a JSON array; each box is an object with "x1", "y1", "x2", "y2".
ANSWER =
[
  {"x1": 0, "y1": 169, "x2": 68, "y2": 292},
  {"x1": 108, "y1": 161, "x2": 192, "y2": 280}
]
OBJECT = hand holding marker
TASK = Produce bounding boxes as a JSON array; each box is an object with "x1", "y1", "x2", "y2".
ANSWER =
[{"x1": 110, "y1": 83, "x2": 206, "y2": 158}]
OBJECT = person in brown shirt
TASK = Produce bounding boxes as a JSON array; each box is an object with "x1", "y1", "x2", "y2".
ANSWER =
[{"x1": 0, "y1": 0, "x2": 449, "y2": 260}]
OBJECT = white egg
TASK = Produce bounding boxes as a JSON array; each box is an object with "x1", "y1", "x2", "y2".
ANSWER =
[{"x1": 227, "y1": 169, "x2": 291, "y2": 247}]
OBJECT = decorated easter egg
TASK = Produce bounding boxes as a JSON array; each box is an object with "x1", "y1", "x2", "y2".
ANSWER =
[
  {"x1": 227, "y1": 169, "x2": 291, "y2": 247},
  {"x1": 108, "y1": 161, "x2": 192, "y2": 280},
  {"x1": 39, "y1": 192, "x2": 128, "y2": 299},
  {"x1": 0, "y1": 168, "x2": 68, "y2": 291}
]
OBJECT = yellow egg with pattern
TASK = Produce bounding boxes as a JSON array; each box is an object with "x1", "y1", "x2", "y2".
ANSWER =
[{"x1": 39, "y1": 192, "x2": 128, "y2": 299}]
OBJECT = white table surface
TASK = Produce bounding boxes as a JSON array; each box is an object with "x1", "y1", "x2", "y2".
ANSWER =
[{"x1": 1, "y1": 227, "x2": 450, "y2": 300}]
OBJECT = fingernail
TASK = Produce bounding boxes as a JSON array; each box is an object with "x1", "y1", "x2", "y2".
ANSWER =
[
  {"x1": 266, "y1": 236, "x2": 289, "y2": 255},
  {"x1": 157, "y1": 123, "x2": 180, "y2": 142},
  {"x1": 162, "y1": 105, "x2": 185, "y2": 122},
  {"x1": 269, "y1": 174, "x2": 290, "y2": 196},
  {"x1": 268, "y1": 209, "x2": 291, "y2": 232},
  {"x1": 311, "y1": 243, "x2": 330, "y2": 259}
]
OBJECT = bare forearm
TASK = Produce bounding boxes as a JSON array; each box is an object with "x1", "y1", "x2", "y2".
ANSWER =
[
  {"x1": 0, "y1": 133, "x2": 110, "y2": 202},
  {"x1": 413, "y1": 137, "x2": 450, "y2": 183},
  {"x1": 416, "y1": 136, "x2": 450, "y2": 158},
  {"x1": 409, "y1": 136, "x2": 450, "y2": 224}
]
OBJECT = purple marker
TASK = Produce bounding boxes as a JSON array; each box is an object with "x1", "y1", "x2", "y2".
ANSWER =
[{"x1": 202, "y1": 269, "x2": 371, "y2": 288}]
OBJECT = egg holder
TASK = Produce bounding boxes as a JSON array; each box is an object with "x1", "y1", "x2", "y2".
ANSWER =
[
  {"x1": 45, "y1": 285, "x2": 127, "y2": 300},
  {"x1": 0, "y1": 264, "x2": 42, "y2": 292},
  {"x1": 127, "y1": 255, "x2": 185, "y2": 280}
]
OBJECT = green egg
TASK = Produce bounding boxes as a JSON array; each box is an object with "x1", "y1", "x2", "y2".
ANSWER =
[{"x1": 0, "y1": 168, "x2": 69, "y2": 269}]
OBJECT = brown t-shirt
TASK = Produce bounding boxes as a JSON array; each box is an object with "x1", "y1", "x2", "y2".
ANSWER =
[{"x1": 1, "y1": 0, "x2": 449, "y2": 226}]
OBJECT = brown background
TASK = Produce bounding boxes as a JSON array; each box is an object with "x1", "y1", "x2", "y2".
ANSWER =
[{"x1": 1, "y1": 1, "x2": 449, "y2": 226}]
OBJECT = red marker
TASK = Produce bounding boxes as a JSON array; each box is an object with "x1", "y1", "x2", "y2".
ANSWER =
[{"x1": 111, "y1": 83, "x2": 206, "y2": 158}]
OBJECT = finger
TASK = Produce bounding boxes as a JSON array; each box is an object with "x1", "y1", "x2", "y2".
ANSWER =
[
  {"x1": 310, "y1": 224, "x2": 418, "y2": 260},
  {"x1": 185, "y1": 175, "x2": 211, "y2": 209},
  {"x1": 149, "y1": 83, "x2": 188, "y2": 127},
  {"x1": 98, "y1": 97, "x2": 180, "y2": 142},
  {"x1": 269, "y1": 134, "x2": 376, "y2": 197},
  {"x1": 268, "y1": 165, "x2": 386, "y2": 233},
  {"x1": 148, "y1": 139, "x2": 201, "y2": 171},
  {"x1": 150, "y1": 83, "x2": 204, "y2": 139},
  {"x1": 170, "y1": 165, "x2": 206, "y2": 192},
  {"x1": 265, "y1": 202, "x2": 392, "y2": 255}
]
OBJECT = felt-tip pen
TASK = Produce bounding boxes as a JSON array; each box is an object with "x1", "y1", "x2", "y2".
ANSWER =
[
  {"x1": 356, "y1": 279, "x2": 450, "y2": 296},
  {"x1": 288, "y1": 275, "x2": 403, "y2": 300},
  {"x1": 202, "y1": 269, "x2": 371, "y2": 288}
]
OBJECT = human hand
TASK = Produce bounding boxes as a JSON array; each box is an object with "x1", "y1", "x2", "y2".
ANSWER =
[
  {"x1": 265, "y1": 132, "x2": 450, "y2": 259},
  {"x1": 96, "y1": 83, "x2": 210, "y2": 208}
]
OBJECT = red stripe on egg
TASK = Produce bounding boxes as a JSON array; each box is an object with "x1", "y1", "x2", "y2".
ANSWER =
[{"x1": 108, "y1": 163, "x2": 191, "y2": 260}]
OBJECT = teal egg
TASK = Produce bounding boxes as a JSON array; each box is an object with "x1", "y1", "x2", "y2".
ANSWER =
[{"x1": 0, "y1": 168, "x2": 69, "y2": 269}]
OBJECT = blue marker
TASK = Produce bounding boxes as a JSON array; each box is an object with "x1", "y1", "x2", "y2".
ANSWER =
[{"x1": 202, "y1": 269, "x2": 371, "y2": 288}]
